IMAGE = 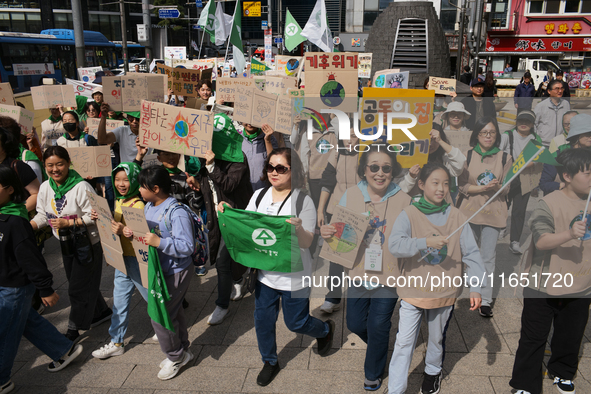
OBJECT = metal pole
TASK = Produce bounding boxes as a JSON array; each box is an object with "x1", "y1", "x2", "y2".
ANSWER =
[
  {"x1": 278, "y1": 0, "x2": 282, "y2": 55},
  {"x1": 188, "y1": 7, "x2": 192, "y2": 59},
  {"x1": 142, "y1": 0, "x2": 152, "y2": 61},
  {"x1": 119, "y1": 0, "x2": 129, "y2": 72},
  {"x1": 71, "y1": 0, "x2": 86, "y2": 68},
  {"x1": 198, "y1": 26, "x2": 205, "y2": 59},
  {"x1": 268, "y1": 0, "x2": 272, "y2": 29},
  {"x1": 472, "y1": 0, "x2": 484, "y2": 77},
  {"x1": 456, "y1": 0, "x2": 466, "y2": 80}
]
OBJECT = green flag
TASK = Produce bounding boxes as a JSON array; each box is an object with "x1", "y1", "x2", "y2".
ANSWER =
[
  {"x1": 147, "y1": 230, "x2": 175, "y2": 332},
  {"x1": 218, "y1": 206, "x2": 303, "y2": 273},
  {"x1": 212, "y1": 113, "x2": 244, "y2": 162},
  {"x1": 229, "y1": 0, "x2": 246, "y2": 73},
  {"x1": 503, "y1": 141, "x2": 559, "y2": 185},
  {"x1": 250, "y1": 58, "x2": 270, "y2": 75},
  {"x1": 284, "y1": 8, "x2": 305, "y2": 52},
  {"x1": 203, "y1": 0, "x2": 216, "y2": 43}
]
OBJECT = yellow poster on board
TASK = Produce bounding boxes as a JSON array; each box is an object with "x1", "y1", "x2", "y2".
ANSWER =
[
  {"x1": 243, "y1": 1, "x2": 261, "y2": 16},
  {"x1": 360, "y1": 87, "x2": 434, "y2": 169}
]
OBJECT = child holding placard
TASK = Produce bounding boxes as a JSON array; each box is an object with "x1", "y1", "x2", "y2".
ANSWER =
[
  {"x1": 90, "y1": 162, "x2": 148, "y2": 360},
  {"x1": 387, "y1": 162, "x2": 485, "y2": 394}
]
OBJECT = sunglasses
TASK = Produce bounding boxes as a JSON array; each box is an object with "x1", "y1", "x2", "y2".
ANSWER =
[
  {"x1": 366, "y1": 164, "x2": 393, "y2": 174},
  {"x1": 266, "y1": 164, "x2": 290, "y2": 174}
]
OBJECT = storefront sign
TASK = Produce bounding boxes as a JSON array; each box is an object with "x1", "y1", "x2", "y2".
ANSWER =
[{"x1": 486, "y1": 36, "x2": 591, "y2": 52}]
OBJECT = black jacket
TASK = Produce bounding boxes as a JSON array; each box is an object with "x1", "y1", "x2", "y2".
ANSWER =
[
  {"x1": 461, "y1": 95, "x2": 497, "y2": 130},
  {"x1": 460, "y1": 72, "x2": 472, "y2": 85},
  {"x1": 0, "y1": 214, "x2": 54, "y2": 297}
]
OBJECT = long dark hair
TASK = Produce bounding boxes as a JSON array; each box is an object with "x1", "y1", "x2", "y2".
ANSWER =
[
  {"x1": 260, "y1": 148, "x2": 306, "y2": 189},
  {"x1": 469, "y1": 117, "x2": 501, "y2": 148},
  {"x1": 0, "y1": 166, "x2": 26, "y2": 204},
  {"x1": 484, "y1": 70, "x2": 495, "y2": 90},
  {"x1": 0, "y1": 127, "x2": 20, "y2": 159},
  {"x1": 138, "y1": 165, "x2": 172, "y2": 194}
]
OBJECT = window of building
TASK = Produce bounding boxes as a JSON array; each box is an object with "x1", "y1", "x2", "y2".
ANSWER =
[
  {"x1": 51, "y1": 0, "x2": 72, "y2": 10},
  {"x1": 565, "y1": 0, "x2": 580, "y2": 12},
  {"x1": 440, "y1": 0, "x2": 458, "y2": 31},
  {"x1": 0, "y1": 13, "x2": 10, "y2": 31},
  {"x1": 527, "y1": 0, "x2": 588, "y2": 13},
  {"x1": 54, "y1": 13, "x2": 73, "y2": 29},
  {"x1": 10, "y1": 13, "x2": 26, "y2": 32},
  {"x1": 25, "y1": 12, "x2": 41, "y2": 33},
  {"x1": 364, "y1": 11, "x2": 379, "y2": 31}
]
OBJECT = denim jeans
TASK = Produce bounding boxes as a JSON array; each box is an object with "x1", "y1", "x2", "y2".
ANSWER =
[
  {"x1": 0, "y1": 283, "x2": 72, "y2": 386},
  {"x1": 469, "y1": 224, "x2": 500, "y2": 306},
  {"x1": 346, "y1": 285, "x2": 398, "y2": 381},
  {"x1": 109, "y1": 256, "x2": 148, "y2": 343},
  {"x1": 254, "y1": 281, "x2": 329, "y2": 364}
]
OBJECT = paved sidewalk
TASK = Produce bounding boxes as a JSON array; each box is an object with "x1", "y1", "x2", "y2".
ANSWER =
[{"x1": 11, "y1": 198, "x2": 591, "y2": 394}]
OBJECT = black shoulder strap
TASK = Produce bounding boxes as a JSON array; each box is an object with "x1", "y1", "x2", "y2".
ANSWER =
[
  {"x1": 296, "y1": 191, "x2": 306, "y2": 217},
  {"x1": 255, "y1": 186, "x2": 271, "y2": 209},
  {"x1": 508, "y1": 129, "x2": 514, "y2": 158},
  {"x1": 502, "y1": 151, "x2": 508, "y2": 168},
  {"x1": 466, "y1": 149, "x2": 473, "y2": 166}
]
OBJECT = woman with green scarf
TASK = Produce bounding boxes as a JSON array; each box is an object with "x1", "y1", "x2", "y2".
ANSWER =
[
  {"x1": 31, "y1": 146, "x2": 112, "y2": 343},
  {"x1": 41, "y1": 106, "x2": 66, "y2": 149},
  {"x1": 457, "y1": 116, "x2": 513, "y2": 317},
  {"x1": 387, "y1": 161, "x2": 485, "y2": 394},
  {"x1": 56, "y1": 111, "x2": 98, "y2": 148},
  {"x1": 91, "y1": 162, "x2": 149, "y2": 360}
]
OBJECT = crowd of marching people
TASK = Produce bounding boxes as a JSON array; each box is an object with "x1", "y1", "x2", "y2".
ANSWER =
[{"x1": 1, "y1": 64, "x2": 590, "y2": 394}]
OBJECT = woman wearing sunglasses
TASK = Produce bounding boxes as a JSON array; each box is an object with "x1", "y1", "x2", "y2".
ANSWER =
[
  {"x1": 320, "y1": 143, "x2": 411, "y2": 391},
  {"x1": 218, "y1": 148, "x2": 334, "y2": 387},
  {"x1": 457, "y1": 117, "x2": 513, "y2": 318}
]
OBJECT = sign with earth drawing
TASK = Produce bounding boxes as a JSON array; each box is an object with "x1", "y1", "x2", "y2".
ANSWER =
[{"x1": 304, "y1": 52, "x2": 358, "y2": 112}]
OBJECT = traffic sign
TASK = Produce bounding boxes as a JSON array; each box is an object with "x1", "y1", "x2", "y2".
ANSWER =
[
  {"x1": 261, "y1": 20, "x2": 268, "y2": 30},
  {"x1": 159, "y1": 8, "x2": 180, "y2": 19},
  {"x1": 273, "y1": 37, "x2": 283, "y2": 44},
  {"x1": 195, "y1": 0, "x2": 203, "y2": 6}
]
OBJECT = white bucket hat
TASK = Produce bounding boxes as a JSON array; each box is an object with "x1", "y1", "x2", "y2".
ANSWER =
[{"x1": 441, "y1": 101, "x2": 471, "y2": 119}]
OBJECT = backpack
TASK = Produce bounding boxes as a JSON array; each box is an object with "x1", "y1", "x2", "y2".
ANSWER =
[
  {"x1": 161, "y1": 201, "x2": 209, "y2": 266},
  {"x1": 254, "y1": 186, "x2": 307, "y2": 217},
  {"x1": 505, "y1": 129, "x2": 542, "y2": 160}
]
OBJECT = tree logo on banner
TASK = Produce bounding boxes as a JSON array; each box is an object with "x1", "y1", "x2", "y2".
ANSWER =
[
  {"x1": 569, "y1": 212, "x2": 591, "y2": 241},
  {"x1": 286, "y1": 23, "x2": 298, "y2": 37},
  {"x1": 252, "y1": 228, "x2": 277, "y2": 246},
  {"x1": 206, "y1": 15, "x2": 215, "y2": 31},
  {"x1": 420, "y1": 234, "x2": 448, "y2": 265},
  {"x1": 214, "y1": 114, "x2": 227, "y2": 133}
]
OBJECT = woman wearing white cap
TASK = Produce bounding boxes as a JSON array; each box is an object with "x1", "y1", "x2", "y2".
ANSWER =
[
  {"x1": 440, "y1": 102, "x2": 471, "y2": 134},
  {"x1": 91, "y1": 87, "x2": 103, "y2": 105}
]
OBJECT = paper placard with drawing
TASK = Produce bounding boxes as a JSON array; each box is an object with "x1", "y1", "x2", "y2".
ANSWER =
[
  {"x1": 445, "y1": 130, "x2": 472, "y2": 156},
  {"x1": 251, "y1": 90, "x2": 278, "y2": 129},
  {"x1": 121, "y1": 206, "x2": 150, "y2": 286},
  {"x1": 373, "y1": 71, "x2": 409, "y2": 89},
  {"x1": 233, "y1": 85, "x2": 255, "y2": 125},
  {"x1": 141, "y1": 154, "x2": 160, "y2": 169},
  {"x1": 77, "y1": 66, "x2": 103, "y2": 83},
  {"x1": 170, "y1": 68, "x2": 201, "y2": 97},
  {"x1": 0, "y1": 104, "x2": 34, "y2": 135},
  {"x1": 216, "y1": 78, "x2": 255, "y2": 102},
  {"x1": 103, "y1": 75, "x2": 166, "y2": 111},
  {"x1": 67, "y1": 146, "x2": 112, "y2": 178},
  {"x1": 358, "y1": 53, "x2": 373, "y2": 78},
  {"x1": 31, "y1": 85, "x2": 76, "y2": 109},
  {"x1": 319, "y1": 205, "x2": 370, "y2": 269},
  {"x1": 86, "y1": 118, "x2": 125, "y2": 138},
  {"x1": 264, "y1": 76, "x2": 298, "y2": 96},
  {"x1": 139, "y1": 100, "x2": 213, "y2": 158},
  {"x1": 274, "y1": 56, "x2": 303, "y2": 77},
  {"x1": 0, "y1": 83, "x2": 15, "y2": 105},
  {"x1": 86, "y1": 191, "x2": 127, "y2": 274},
  {"x1": 428, "y1": 77, "x2": 457, "y2": 96}
]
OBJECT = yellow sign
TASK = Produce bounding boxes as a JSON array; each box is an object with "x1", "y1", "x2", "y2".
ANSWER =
[{"x1": 243, "y1": 1, "x2": 261, "y2": 17}]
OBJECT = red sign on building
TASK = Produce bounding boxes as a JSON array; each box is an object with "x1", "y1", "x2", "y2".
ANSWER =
[{"x1": 486, "y1": 36, "x2": 591, "y2": 52}]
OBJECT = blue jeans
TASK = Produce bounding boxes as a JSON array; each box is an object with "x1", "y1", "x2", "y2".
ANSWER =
[
  {"x1": 109, "y1": 256, "x2": 148, "y2": 343},
  {"x1": 0, "y1": 283, "x2": 72, "y2": 385},
  {"x1": 346, "y1": 285, "x2": 398, "y2": 381},
  {"x1": 254, "y1": 281, "x2": 329, "y2": 364}
]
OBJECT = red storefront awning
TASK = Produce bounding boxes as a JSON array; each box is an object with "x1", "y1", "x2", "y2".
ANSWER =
[{"x1": 486, "y1": 36, "x2": 591, "y2": 52}]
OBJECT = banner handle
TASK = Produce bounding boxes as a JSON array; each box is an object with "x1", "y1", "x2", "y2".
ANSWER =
[
  {"x1": 580, "y1": 188, "x2": 591, "y2": 241},
  {"x1": 417, "y1": 146, "x2": 546, "y2": 263}
]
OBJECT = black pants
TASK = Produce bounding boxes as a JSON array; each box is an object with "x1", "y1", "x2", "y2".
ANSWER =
[
  {"x1": 308, "y1": 178, "x2": 323, "y2": 257},
  {"x1": 510, "y1": 288, "x2": 591, "y2": 394},
  {"x1": 215, "y1": 241, "x2": 248, "y2": 309},
  {"x1": 507, "y1": 179, "x2": 531, "y2": 243},
  {"x1": 62, "y1": 242, "x2": 110, "y2": 331}
]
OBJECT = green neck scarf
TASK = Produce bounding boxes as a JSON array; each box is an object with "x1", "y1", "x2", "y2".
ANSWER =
[
  {"x1": 474, "y1": 144, "x2": 500, "y2": 162},
  {"x1": 48, "y1": 114, "x2": 62, "y2": 123},
  {"x1": 49, "y1": 169, "x2": 84, "y2": 199},
  {"x1": 244, "y1": 129, "x2": 261, "y2": 142},
  {"x1": 18, "y1": 145, "x2": 41, "y2": 164},
  {"x1": 412, "y1": 195, "x2": 450, "y2": 215},
  {"x1": 164, "y1": 166, "x2": 182, "y2": 175},
  {"x1": 64, "y1": 131, "x2": 86, "y2": 141},
  {"x1": 0, "y1": 201, "x2": 29, "y2": 220},
  {"x1": 113, "y1": 162, "x2": 141, "y2": 200}
]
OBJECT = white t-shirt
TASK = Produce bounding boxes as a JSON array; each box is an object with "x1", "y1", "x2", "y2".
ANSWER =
[{"x1": 245, "y1": 187, "x2": 316, "y2": 292}]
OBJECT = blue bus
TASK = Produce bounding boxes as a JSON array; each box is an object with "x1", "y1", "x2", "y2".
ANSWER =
[{"x1": 0, "y1": 29, "x2": 142, "y2": 93}]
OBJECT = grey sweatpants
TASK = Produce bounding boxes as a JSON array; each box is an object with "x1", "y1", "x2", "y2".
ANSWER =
[
  {"x1": 469, "y1": 224, "x2": 500, "y2": 306},
  {"x1": 152, "y1": 268, "x2": 192, "y2": 362},
  {"x1": 388, "y1": 300, "x2": 454, "y2": 394}
]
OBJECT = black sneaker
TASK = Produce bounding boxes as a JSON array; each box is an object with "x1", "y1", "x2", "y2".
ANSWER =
[
  {"x1": 90, "y1": 308, "x2": 113, "y2": 328},
  {"x1": 553, "y1": 376, "x2": 575, "y2": 393},
  {"x1": 316, "y1": 319, "x2": 335, "y2": 357},
  {"x1": 421, "y1": 372, "x2": 442, "y2": 394},
  {"x1": 182, "y1": 298, "x2": 189, "y2": 309},
  {"x1": 479, "y1": 305, "x2": 493, "y2": 318},
  {"x1": 64, "y1": 329, "x2": 80, "y2": 343},
  {"x1": 256, "y1": 362, "x2": 280, "y2": 386},
  {"x1": 47, "y1": 344, "x2": 83, "y2": 372}
]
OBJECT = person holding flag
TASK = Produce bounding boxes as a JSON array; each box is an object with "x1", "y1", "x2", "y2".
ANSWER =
[{"x1": 457, "y1": 117, "x2": 513, "y2": 318}]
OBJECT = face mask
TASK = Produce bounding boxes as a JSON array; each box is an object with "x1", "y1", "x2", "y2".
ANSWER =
[{"x1": 63, "y1": 123, "x2": 78, "y2": 133}]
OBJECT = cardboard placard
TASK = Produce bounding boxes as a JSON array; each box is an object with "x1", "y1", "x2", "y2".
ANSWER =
[
  {"x1": 121, "y1": 206, "x2": 150, "y2": 286},
  {"x1": 519, "y1": 163, "x2": 543, "y2": 195},
  {"x1": 264, "y1": 76, "x2": 298, "y2": 96},
  {"x1": 141, "y1": 153, "x2": 160, "y2": 168},
  {"x1": 233, "y1": 85, "x2": 256, "y2": 125},
  {"x1": 215, "y1": 78, "x2": 255, "y2": 102},
  {"x1": 31, "y1": 85, "x2": 76, "y2": 109},
  {"x1": 185, "y1": 97, "x2": 208, "y2": 110},
  {"x1": 304, "y1": 52, "x2": 358, "y2": 112},
  {"x1": 445, "y1": 130, "x2": 472, "y2": 156},
  {"x1": 275, "y1": 94, "x2": 294, "y2": 135},
  {"x1": 86, "y1": 118, "x2": 125, "y2": 138},
  {"x1": 251, "y1": 90, "x2": 278, "y2": 128},
  {"x1": 67, "y1": 146, "x2": 113, "y2": 178},
  {"x1": 103, "y1": 75, "x2": 166, "y2": 112},
  {"x1": 0, "y1": 83, "x2": 15, "y2": 105},
  {"x1": 254, "y1": 78, "x2": 266, "y2": 91},
  {"x1": 274, "y1": 56, "x2": 304, "y2": 77},
  {"x1": 360, "y1": 88, "x2": 435, "y2": 168},
  {"x1": 0, "y1": 104, "x2": 34, "y2": 135},
  {"x1": 77, "y1": 66, "x2": 103, "y2": 83},
  {"x1": 428, "y1": 77, "x2": 457, "y2": 96},
  {"x1": 373, "y1": 70, "x2": 409, "y2": 89},
  {"x1": 358, "y1": 53, "x2": 373, "y2": 79},
  {"x1": 86, "y1": 191, "x2": 127, "y2": 275},
  {"x1": 319, "y1": 205, "x2": 370, "y2": 269},
  {"x1": 139, "y1": 100, "x2": 214, "y2": 158},
  {"x1": 170, "y1": 67, "x2": 201, "y2": 97}
]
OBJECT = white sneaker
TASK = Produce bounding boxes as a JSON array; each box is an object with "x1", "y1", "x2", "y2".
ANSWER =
[
  {"x1": 515, "y1": 391, "x2": 532, "y2": 394},
  {"x1": 157, "y1": 350, "x2": 193, "y2": 380},
  {"x1": 319, "y1": 300, "x2": 341, "y2": 314},
  {"x1": 160, "y1": 357, "x2": 173, "y2": 369},
  {"x1": 230, "y1": 282, "x2": 244, "y2": 301},
  {"x1": 509, "y1": 241, "x2": 522, "y2": 254},
  {"x1": 92, "y1": 342, "x2": 124, "y2": 359},
  {"x1": 151, "y1": 334, "x2": 159, "y2": 342},
  {"x1": 207, "y1": 306, "x2": 229, "y2": 325}
]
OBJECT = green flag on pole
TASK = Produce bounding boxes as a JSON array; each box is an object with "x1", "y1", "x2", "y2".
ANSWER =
[
  {"x1": 284, "y1": 8, "x2": 305, "y2": 52},
  {"x1": 147, "y1": 230, "x2": 175, "y2": 332},
  {"x1": 218, "y1": 206, "x2": 303, "y2": 273},
  {"x1": 203, "y1": 0, "x2": 216, "y2": 43},
  {"x1": 503, "y1": 141, "x2": 559, "y2": 185},
  {"x1": 250, "y1": 58, "x2": 270, "y2": 75}
]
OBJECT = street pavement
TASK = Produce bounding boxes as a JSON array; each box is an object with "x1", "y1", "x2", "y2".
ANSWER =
[{"x1": 11, "y1": 103, "x2": 591, "y2": 394}]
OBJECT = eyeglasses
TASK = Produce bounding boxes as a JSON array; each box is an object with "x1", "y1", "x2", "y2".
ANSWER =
[
  {"x1": 478, "y1": 131, "x2": 497, "y2": 137},
  {"x1": 266, "y1": 164, "x2": 290, "y2": 174},
  {"x1": 366, "y1": 164, "x2": 393, "y2": 174}
]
